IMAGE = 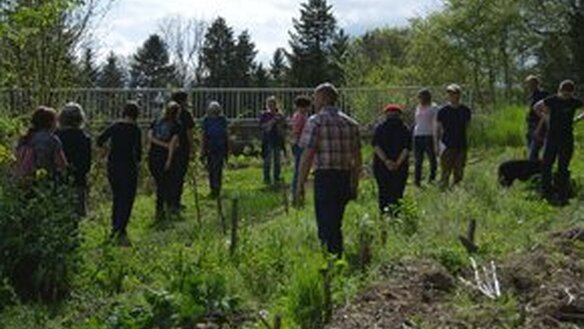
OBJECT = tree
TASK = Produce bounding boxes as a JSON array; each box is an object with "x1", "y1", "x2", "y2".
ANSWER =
[
  {"x1": 328, "y1": 29, "x2": 349, "y2": 86},
  {"x1": 287, "y1": 0, "x2": 338, "y2": 86},
  {"x1": 199, "y1": 17, "x2": 236, "y2": 87},
  {"x1": 253, "y1": 63, "x2": 269, "y2": 88},
  {"x1": 232, "y1": 31, "x2": 257, "y2": 87},
  {"x1": 130, "y1": 34, "x2": 177, "y2": 88},
  {"x1": 158, "y1": 15, "x2": 207, "y2": 87},
  {"x1": 270, "y1": 47, "x2": 288, "y2": 86},
  {"x1": 79, "y1": 47, "x2": 99, "y2": 87},
  {"x1": 97, "y1": 52, "x2": 126, "y2": 88}
]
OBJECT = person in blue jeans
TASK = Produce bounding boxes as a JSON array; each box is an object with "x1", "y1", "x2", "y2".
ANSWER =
[
  {"x1": 412, "y1": 89, "x2": 438, "y2": 187},
  {"x1": 201, "y1": 101, "x2": 229, "y2": 198},
  {"x1": 97, "y1": 102, "x2": 142, "y2": 246},
  {"x1": 259, "y1": 96, "x2": 286, "y2": 185},
  {"x1": 290, "y1": 95, "x2": 312, "y2": 196},
  {"x1": 534, "y1": 80, "x2": 584, "y2": 205}
]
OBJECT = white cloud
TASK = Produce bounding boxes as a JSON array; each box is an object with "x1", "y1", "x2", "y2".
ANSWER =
[{"x1": 94, "y1": 0, "x2": 441, "y2": 64}]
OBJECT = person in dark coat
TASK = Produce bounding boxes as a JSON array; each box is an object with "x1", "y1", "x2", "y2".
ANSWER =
[
  {"x1": 525, "y1": 75, "x2": 549, "y2": 161},
  {"x1": 97, "y1": 102, "x2": 142, "y2": 245},
  {"x1": 56, "y1": 103, "x2": 91, "y2": 216},
  {"x1": 201, "y1": 101, "x2": 229, "y2": 198},
  {"x1": 169, "y1": 91, "x2": 195, "y2": 210},
  {"x1": 372, "y1": 104, "x2": 411, "y2": 215}
]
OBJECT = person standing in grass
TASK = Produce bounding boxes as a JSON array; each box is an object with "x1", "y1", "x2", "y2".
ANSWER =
[
  {"x1": 148, "y1": 101, "x2": 181, "y2": 220},
  {"x1": 534, "y1": 80, "x2": 584, "y2": 205},
  {"x1": 170, "y1": 91, "x2": 195, "y2": 211},
  {"x1": 259, "y1": 96, "x2": 286, "y2": 185},
  {"x1": 373, "y1": 104, "x2": 411, "y2": 214},
  {"x1": 201, "y1": 101, "x2": 229, "y2": 198},
  {"x1": 56, "y1": 103, "x2": 91, "y2": 216},
  {"x1": 97, "y1": 102, "x2": 142, "y2": 245},
  {"x1": 290, "y1": 95, "x2": 312, "y2": 197},
  {"x1": 435, "y1": 84, "x2": 472, "y2": 189},
  {"x1": 413, "y1": 89, "x2": 438, "y2": 187},
  {"x1": 295, "y1": 83, "x2": 362, "y2": 257},
  {"x1": 525, "y1": 75, "x2": 549, "y2": 161}
]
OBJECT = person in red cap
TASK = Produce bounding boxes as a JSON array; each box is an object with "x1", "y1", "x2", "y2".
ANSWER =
[{"x1": 372, "y1": 103, "x2": 411, "y2": 215}]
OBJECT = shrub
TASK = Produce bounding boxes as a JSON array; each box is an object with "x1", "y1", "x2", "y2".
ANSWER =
[
  {"x1": 287, "y1": 263, "x2": 327, "y2": 329},
  {"x1": 0, "y1": 176, "x2": 81, "y2": 302}
]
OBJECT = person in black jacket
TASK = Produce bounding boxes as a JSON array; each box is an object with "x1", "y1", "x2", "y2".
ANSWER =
[
  {"x1": 97, "y1": 102, "x2": 142, "y2": 245},
  {"x1": 372, "y1": 104, "x2": 411, "y2": 215},
  {"x1": 170, "y1": 91, "x2": 195, "y2": 210},
  {"x1": 57, "y1": 103, "x2": 92, "y2": 216}
]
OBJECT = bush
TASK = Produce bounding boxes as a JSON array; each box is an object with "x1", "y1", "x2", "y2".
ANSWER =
[
  {"x1": 287, "y1": 263, "x2": 327, "y2": 329},
  {"x1": 0, "y1": 176, "x2": 81, "y2": 302},
  {"x1": 469, "y1": 106, "x2": 525, "y2": 148}
]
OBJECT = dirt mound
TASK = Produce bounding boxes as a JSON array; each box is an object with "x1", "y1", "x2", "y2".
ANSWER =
[{"x1": 328, "y1": 228, "x2": 584, "y2": 329}]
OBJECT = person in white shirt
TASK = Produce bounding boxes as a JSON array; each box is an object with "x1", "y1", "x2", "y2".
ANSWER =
[{"x1": 413, "y1": 89, "x2": 438, "y2": 187}]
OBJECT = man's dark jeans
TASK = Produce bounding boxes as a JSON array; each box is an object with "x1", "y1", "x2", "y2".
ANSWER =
[
  {"x1": 108, "y1": 162, "x2": 138, "y2": 234},
  {"x1": 262, "y1": 140, "x2": 281, "y2": 184},
  {"x1": 206, "y1": 152, "x2": 225, "y2": 196},
  {"x1": 291, "y1": 144, "x2": 303, "y2": 196},
  {"x1": 374, "y1": 166, "x2": 408, "y2": 214},
  {"x1": 149, "y1": 153, "x2": 177, "y2": 217},
  {"x1": 413, "y1": 136, "x2": 437, "y2": 185},
  {"x1": 527, "y1": 131, "x2": 544, "y2": 161},
  {"x1": 172, "y1": 150, "x2": 190, "y2": 208},
  {"x1": 314, "y1": 169, "x2": 351, "y2": 257},
  {"x1": 542, "y1": 137, "x2": 573, "y2": 201}
]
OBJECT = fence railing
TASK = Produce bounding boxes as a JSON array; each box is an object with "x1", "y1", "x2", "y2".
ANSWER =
[{"x1": 0, "y1": 87, "x2": 476, "y2": 125}]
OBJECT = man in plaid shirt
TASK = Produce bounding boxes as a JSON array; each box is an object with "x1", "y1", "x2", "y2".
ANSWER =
[{"x1": 295, "y1": 83, "x2": 362, "y2": 257}]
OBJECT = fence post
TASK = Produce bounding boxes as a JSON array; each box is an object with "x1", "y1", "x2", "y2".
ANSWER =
[{"x1": 229, "y1": 197, "x2": 239, "y2": 256}]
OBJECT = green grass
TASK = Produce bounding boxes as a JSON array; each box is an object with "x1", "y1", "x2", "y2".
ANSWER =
[{"x1": 1, "y1": 105, "x2": 584, "y2": 329}]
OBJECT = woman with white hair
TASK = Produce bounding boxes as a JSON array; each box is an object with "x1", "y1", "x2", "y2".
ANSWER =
[
  {"x1": 201, "y1": 101, "x2": 229, "y2": 198},
  {"x1": 56, "y1": 102, "x2": 92, "y2": 216}
]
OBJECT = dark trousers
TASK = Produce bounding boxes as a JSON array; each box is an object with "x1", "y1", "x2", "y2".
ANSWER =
[
  {"x1": 172, "y1": 151, "x2": 189, "y2": 208},
  {"x1": 108, "y1": 162, "x2": 138, "y2": 235},
  {"x1": 149, "y1": 153, "x2": 176, "y2": 216},
  {"x1": 542, "y1": 138, "x2": 573, "y2": 200},
  {"x1": 291, "y1": 144, "x2": 303, "y2": 196},
  {"x1": 374, "y1": 165, "x2": 408, "y2": 214},
  {"x1": 314, "y1": 170, "x2": 351, "y2": 257},
  {"x1": 441, "y1": 148, "x2": 467, "y2": 189},
  {"x1": 414, "y1": 136, "x2": 437, "y2": 185},
  {"x1": 262, "y1": 140, "x2": 281, "y2": 184},
  {"x1": 207, "y1": 152, "x2": 225, "y2": 196},
  {"x1": 527, "y1": 131, "x2": 544, "y2": 161}
]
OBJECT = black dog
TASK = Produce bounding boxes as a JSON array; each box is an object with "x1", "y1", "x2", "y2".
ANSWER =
[{"x1": 498, "y1": 160, "x2": 542, "y2": 187}]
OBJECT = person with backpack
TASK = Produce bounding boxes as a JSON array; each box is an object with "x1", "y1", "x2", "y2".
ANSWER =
[
  {"x1": 413, "y1": 89, "x2": 438, "y2": 187},
  {"x1": 259, "y1": 96, "x2": 286, "y2": 186},
  {"x1": 97, "y1": 102, "x2": 142, "y2": 245},
  {"x1": 56, "y1": 103, "x2": 91, "y2": 216},
  {"x1": 15, "y1": 106, "x2": 67, "y2": 181},
  {"x1": 534, "y1": 79, "x2": 584, "y2": 205},
  {"x1": 201, "y1": 101, "x2": 229, "y2": 198},
  {"x1": 148, "y1": 101, "x2": 181, "y2": 220},
  {"x1": 373, "y1": 104, "x2": 411, "y2": 214},
  {"x1": 169, "y1": 91, "x2": 195, "y2": 210}
]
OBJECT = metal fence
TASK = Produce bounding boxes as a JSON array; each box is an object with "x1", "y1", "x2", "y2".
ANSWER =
[{"x1": 0, "y1": 87, "x2": 475, "y2": 125}]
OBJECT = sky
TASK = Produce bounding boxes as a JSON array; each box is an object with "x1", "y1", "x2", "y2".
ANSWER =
[{"x1": 93, "y1": 0, "x2": 442, "y2": 63}]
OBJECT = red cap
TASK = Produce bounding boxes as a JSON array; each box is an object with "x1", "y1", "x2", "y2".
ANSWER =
[{"x1": 385, "y1": 104, "x2": 402, "y2": 113}]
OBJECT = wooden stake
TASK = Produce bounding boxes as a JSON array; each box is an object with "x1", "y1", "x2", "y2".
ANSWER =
[
  {"x1": 459, "y1": 218, "x2": 478, "y2": 254},
  {"x1": 229, "y1": 198, "x2": 239, "y2": 256},
  {"x1": 217, "y1": 196, "x2": 226, "y2": 234},
  {"x1": 282, "y1": 185, "x2": 289, "y2": 215}
]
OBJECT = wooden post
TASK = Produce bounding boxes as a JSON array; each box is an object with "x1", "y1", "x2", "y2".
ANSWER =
[
  {"x1": 217, "y1": 196, "x2": 226, "y2": 234},
  {"x1": 229, "y1": 198, "x2": 239, "y2": 256},
  {"x1": 320, "y1": 264, "x2": 333, "y2": 324},
  {"x1": 282, "y1": 185, "x2": 289, "y2": 215},
  {"x1": 459, "y1": 218, "x2": 478, "y2": 254},
  {"x1": 273, "y1": 314, "x2": 282, "y2": 329}
]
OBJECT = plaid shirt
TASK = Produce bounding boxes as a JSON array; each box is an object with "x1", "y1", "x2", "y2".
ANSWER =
[{"x1": 299, "y1": 107, "x2": 361, "y2": 171}]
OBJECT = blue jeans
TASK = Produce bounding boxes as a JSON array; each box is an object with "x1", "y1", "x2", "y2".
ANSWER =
[
  {"x1": 527, "y1": 131, "x2": 544, "y2": 161},
  {"x1": 291, "y1": 144, "x2": 303, "y2": 195},
  {"x1": 262, "y1": 140, "x2": 281, "y2": 184},
  {"x1": 314, "y1": 170, "x2": 351, "y2": 257},
  {"x1": 414, "y1": 136, "x2": 437, "y2": 185},
  {"x1": 206, "y1": 152, "x2": 225, "y2": 196}
]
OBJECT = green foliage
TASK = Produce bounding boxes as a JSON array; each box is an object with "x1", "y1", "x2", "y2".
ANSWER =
[
  {"x1": 469, "y1": 106, "x2": 525, "y2": 148},
  {"x1": 130, "y1": 34, "x2": 177, "y2": 88},
  {"x1": 97, "y1": 52, "x2": 127, "y2": 89},
  {"x1": 287, "y1": 262, "x2": 327, "y2": 329},
  {"x1": 0, "y1": 177, "x2": 80, "y2": 302}
]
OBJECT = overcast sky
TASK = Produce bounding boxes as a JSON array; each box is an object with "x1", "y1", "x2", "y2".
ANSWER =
[{"x1": 94, "y1": 0, "x2": 442, "y2": 63}]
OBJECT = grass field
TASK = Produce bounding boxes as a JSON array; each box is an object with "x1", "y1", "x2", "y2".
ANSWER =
[{"x1": 0, "y1": 106, "x2": 583, "y2": 329}]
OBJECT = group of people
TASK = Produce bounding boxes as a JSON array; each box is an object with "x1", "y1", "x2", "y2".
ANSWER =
[
  {"x1": 13, "y1": 91, "x2": 228, "y2": 245},
  {"x1": 11, "y1": 77, "x2": 584, "y2": 253}
]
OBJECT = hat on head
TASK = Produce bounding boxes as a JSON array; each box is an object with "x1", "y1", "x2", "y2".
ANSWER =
[
  {"x1": 446, "y1": 84, "x2": 462, "y2": 93},
  {"x1": 525, "y1": 75, "x2": 540, "y2": 84},
  {"x1": 384, "y1": 104, "x2": 402, "y2": 113},
  {"x1": 559, "y1": 79, "x2": 576, "y2": 92}
]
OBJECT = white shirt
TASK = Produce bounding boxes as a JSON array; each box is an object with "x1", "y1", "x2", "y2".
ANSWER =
[{"x1": 414, "y1": 104, "x2": 438, "y2": 136}]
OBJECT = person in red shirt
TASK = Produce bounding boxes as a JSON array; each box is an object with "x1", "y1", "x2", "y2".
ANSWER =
[{"x1": 290, "y1": 95, "x2": 312, "y2": 196}]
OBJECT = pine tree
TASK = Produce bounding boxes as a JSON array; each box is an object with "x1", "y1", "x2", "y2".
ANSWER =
[
  {"x1": 130, "y1": 34, "x2": 176, "y2": 88},
  {"x1": 97, "y1": 52, "x2": 126, "y2": 88},
  {"x1": 328, "y1": 29, "x2": 350, "y2": 86},
  {"x1": 199, "y1": 17, "x2": 236, "y2": 87},
  {"x1": 253, "y1": 63, "x2": 269, "y2": 87},
  {"x1": 79, "y1": 47, "x2": 99, "y2": 87},
  {"x1": 287, "y1": 0, "x2": 338, "y2": 86},
  {"x1": 232, "y1": 31, "x2": 258, "y2": 87},
  {"x1": 270, "y1": 48, "x2": 288, "y2": 86}
]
